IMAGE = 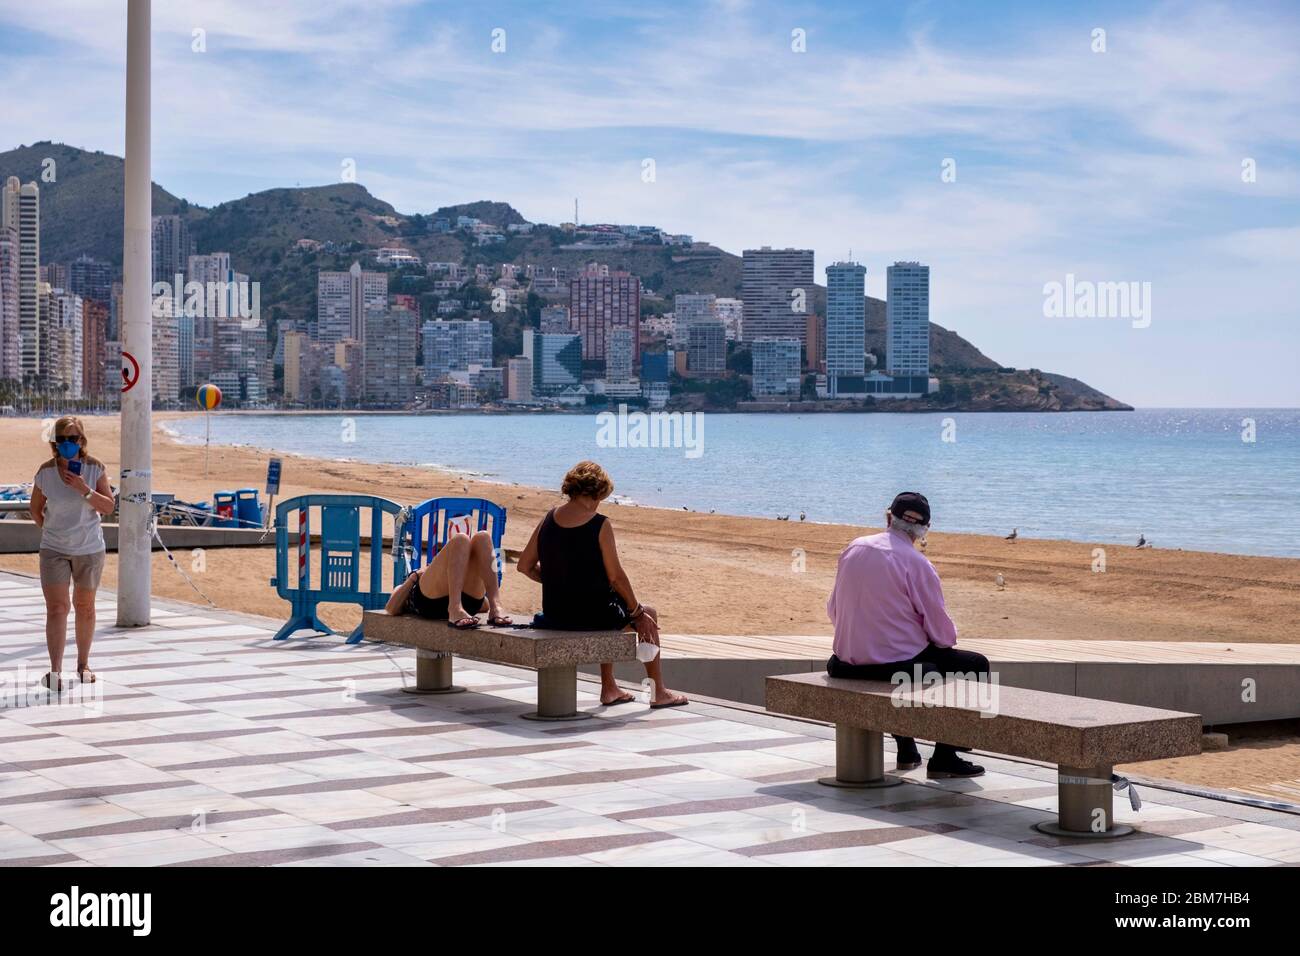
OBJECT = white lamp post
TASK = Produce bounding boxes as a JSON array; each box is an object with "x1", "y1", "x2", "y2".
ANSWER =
[{"x1": 117, "y1": 0, "x2": 152, "y2": 626}]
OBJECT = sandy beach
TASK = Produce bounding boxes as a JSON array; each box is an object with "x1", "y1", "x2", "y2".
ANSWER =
[{"x1": 2, "y1": 411, "x2": 1299, "y2": 799}]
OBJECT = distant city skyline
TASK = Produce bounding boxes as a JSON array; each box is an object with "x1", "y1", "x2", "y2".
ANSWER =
[{"x1": 2, "y1": 0, "x2": 1298, "y2": 406}]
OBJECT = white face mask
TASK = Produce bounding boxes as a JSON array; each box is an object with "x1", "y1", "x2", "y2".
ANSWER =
[{"x1": 891, "y1": 516, "x2": 928, "y2": 541}]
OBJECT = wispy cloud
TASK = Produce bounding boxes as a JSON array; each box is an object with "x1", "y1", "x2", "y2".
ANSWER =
[{"x1": 1, "y1": 0, "x2": 1298, "y2": 405}]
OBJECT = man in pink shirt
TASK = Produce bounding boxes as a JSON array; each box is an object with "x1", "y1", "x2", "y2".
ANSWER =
[{"x1": 826, "y1": 492, "x2": 988, "y2": 778}]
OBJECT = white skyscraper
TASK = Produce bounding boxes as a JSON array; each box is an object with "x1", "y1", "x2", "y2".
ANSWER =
[
  {"x1": 886, "y1": 261, "x2": 930, "y2": 378},
  {"x1": 3, "y1": 177, "x2": 41, "y2": 379},
  {"x1": 0, "y1": 218, "x2": 18, "y2": 380},
  {"x1": 317, "y1": 262, "x2": 387, "y2": 346},
  {"x1": 605, "y1": 326, "x2": 634, "y2": 383},
  {"x1": 751, "y1": 337, "x2": 802, "y2": 399},
  {"x1": 826, "y1": 261, "x2": 866, "y2": 380}
]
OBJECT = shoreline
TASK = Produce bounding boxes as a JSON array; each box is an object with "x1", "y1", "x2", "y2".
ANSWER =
[{"x1": 157, "y1": 409, "x2": 1294, "y2": 561}]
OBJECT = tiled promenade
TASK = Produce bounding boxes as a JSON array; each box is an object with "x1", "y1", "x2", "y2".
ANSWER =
[{"x1": 3, "y1": 572, "x2": 1300, "y2": 867}]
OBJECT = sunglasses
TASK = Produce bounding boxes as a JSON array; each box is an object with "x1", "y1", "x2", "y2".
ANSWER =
[{"x1": 54, "y1": 434, "x2": 83, "y2": 442}]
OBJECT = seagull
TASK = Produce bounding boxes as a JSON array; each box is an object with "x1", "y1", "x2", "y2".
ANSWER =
[
  {"x1": 1005, "y1": 528, "x2": 1018, "y2": 542},
  {"x1": 1137, "y1": 533, "x2": 1147, "y2": 548},
  {"x1": 996, "y1": 572, "x2": 1006, "y2": 590},
  {"x1": 799, "y1": 511, "x2": 806, "y2": 522},
  {"x1": 777, "y1": 514, "x2": 789, "y2": 521}
]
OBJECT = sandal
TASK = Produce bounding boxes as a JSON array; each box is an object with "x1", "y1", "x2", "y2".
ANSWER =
[
  {"x1": 486, "y1": 614, "x2": 513, "y2": 627},
  {"x1": 449, "y1": 616, "x2": 480, "y2": 630},
  {"x1": 41, "y1": 672, "x2": 63, "y2": 693},
  {"x1": 601, "y1": 691, "x2": 636, "y2": 706},
  {"x1": 650, "y1": 694, "x2": 689, "y2": 710},
  {"x1": 78, "y1": 668, "x2": 97, "y2": 684}
]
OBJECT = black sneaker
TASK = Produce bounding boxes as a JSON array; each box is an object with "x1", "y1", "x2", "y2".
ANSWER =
[
  {"x1": 927, "y1": 755, "x2": 985, "y2": 779},
  {"x1": 895, "y1": 744, "x2": 923, "y2": 771}
]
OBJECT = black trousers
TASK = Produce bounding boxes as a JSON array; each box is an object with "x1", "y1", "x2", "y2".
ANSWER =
[{"x1": 827, "y1": 644, "x2": 991, "y2": 762}]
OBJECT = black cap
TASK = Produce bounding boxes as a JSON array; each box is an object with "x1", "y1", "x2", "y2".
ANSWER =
[{"x1": 889, "y1": 492, "x2": 930, "y2": 525}]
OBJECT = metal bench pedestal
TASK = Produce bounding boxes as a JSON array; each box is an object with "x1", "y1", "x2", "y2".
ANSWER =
[
  {"x1": 521, "y1": 665, "x2": 593, "y2": 721},
  {"x1": 818, "y1": 725, "x2": 905, "y2": 789},
  {"x1": 1032, "y1": 764, "x2": 1134, "y2": 839},
  {"x1": 402, "y1": 650, "x2": 465, "y2": 695}
]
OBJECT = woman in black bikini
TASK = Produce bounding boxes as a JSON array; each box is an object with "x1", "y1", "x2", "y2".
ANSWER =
[
  {"x1": 385, "y1": 529, "x2": 511, "y2": 629},
  {"x1": 517, "y1": 461, "x2": 687, "y2": 709}
]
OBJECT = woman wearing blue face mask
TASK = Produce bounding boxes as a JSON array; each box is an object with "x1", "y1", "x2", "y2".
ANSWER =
[{"x1": 29, "y1": 416, "x2": 115, "y2": 692}]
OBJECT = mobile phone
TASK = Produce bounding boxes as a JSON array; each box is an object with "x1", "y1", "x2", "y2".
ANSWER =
[{"x1": 67, "y1": 459, "x2": 82, "y2": 476}]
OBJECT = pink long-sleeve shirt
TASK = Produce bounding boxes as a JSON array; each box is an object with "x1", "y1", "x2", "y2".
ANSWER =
[{"x1": 826, "y1": 527, "x2": 959, "y2": 665}]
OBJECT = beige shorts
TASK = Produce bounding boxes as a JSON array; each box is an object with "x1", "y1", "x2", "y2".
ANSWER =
[{"x1": 39, "y1": 549, "x2": 106, "y2": 591}]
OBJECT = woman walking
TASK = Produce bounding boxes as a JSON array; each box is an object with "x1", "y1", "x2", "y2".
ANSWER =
[{"x1": 29, "y1": 416, "x2": 114, "y2": 691}]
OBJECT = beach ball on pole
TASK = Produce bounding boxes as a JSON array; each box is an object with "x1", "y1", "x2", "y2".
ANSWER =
[{"x1": 196, "y1": 384, "x2": 222, "y2": 478}]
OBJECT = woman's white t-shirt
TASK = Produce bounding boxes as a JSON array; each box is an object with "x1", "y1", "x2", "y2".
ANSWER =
[{"x1": 34, "y1": 460, "x2": 106, "y2": 555}]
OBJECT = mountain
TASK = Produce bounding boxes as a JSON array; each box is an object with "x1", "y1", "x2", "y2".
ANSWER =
[{"x1": 1, "y1": 141, "x2": 1127, "y2": 409}]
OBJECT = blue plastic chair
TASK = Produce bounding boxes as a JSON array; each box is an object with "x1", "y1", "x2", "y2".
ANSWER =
[
  {"x1": 270, "y1": 494, "x2": 405, "y2": 643},
  {"x1": 400, "y1": 496, "x2": 507, "y2": 583}
]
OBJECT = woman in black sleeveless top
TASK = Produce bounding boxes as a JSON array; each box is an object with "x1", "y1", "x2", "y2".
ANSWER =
[{"x1": 518, "y1": 461, "x2": 687, "y2": 709}]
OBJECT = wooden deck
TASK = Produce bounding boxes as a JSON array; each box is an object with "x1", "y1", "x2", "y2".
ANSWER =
[{"x1": 661, "y1": 633, "x2": 1300, "y2": 665}]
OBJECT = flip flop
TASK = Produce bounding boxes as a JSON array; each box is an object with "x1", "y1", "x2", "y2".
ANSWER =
[
  {"x1": 486, "y1": 615, "x2": 513, "y2": 627},
  {"x1": 78, "y1": 668, "x2": 97, "y2": 684},
  {"x1": 649, "y1": 696, "x2": 689, "y2": 710},
  {"x1": 449, "y1": 617, "x2": 480, "y2": 630},
  {"x1": 601, "y1": 693, "x2": 636, "y2": 706}
]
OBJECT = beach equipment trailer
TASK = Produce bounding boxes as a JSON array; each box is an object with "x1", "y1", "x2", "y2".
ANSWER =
[
  {"x1": 399, "y1": 496, "x2": 507, "y2": 583},
  {"x1": 270, "y1": 493, "x2": 406, "y2": 643}
]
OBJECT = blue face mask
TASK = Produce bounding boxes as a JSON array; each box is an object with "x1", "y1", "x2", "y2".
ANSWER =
[{"x1": 56, "y1": 439, "x2": 81, "y2": 460}]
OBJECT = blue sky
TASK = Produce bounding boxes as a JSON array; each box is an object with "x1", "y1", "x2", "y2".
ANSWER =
[{"x1": 2, "y1": 0, "x2": 1298, "y2": 407}]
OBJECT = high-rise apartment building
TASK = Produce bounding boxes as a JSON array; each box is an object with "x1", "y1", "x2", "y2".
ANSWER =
[
  {"x1": 364, "y1": 305, "x2": 419, "y2": 405},
  {"x1": 43, "y1": 289, "x2": 84, "y2": 399},
  {"x1": 422, "y1": 319, "x2": 494, "y2": 384},
  {"x1": 152, "y1": 294, "x2": 179, "y2": 403},
  {"x1": 751, "y1": 337, "x2": 802, "y2": 399},
  {"x1": 569, "y1": 267, "x2": 640, "y2": 365},
  {"x1": 317, "y1": 262, "x2": 387, "y2": 347},
  {"x1": 826, "y1": 261, "x2": 866, "y2": 381},
  {"x1": 741, "y1": 247, "x2": 813, "y2": 346},
  {"x1": 3, "y1": 177, "x2": 41, "y2": 378},
  {"x1": 0, "y1": 220, "x2": 18, "y2": 380},
  {"x1": 523, "y1": 331, "x2": 582, "y2": 391},
  {"x1": 82, "y1": 299, "x2": 108, "y2": 399},
  {"x1": 605, "y1": 326, "x2": 635, "y2": 383},
  {"x1": 886, "y1": 261, "x2": 930, "y2": 378},
  {"x1": 506, "y1": 357, "x2": 533, "y2": 402},
  {"x1": 70, "y1": 255, "x2": 114, "y2": 305},
  {"x1": 687, "y1": 321, "x2": 727, "y2": 376},
  {"x1": 674, "y1": 293, "x2": 716, "y2": 328},
  {"x1": 151, "y1": 215, "x2": 194, "y2": 284}
]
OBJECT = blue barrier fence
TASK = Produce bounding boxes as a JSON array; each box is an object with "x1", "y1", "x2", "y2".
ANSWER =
[
  {"x1": 270, "y1": 493, "x2": 405, "y2": 643},
  {"x1": 401, "y1": 496, "x2": 507, "y2": 584}
]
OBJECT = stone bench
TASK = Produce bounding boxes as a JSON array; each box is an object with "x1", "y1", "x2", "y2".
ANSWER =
[
  {"x1": 766, "y1": 672, "x2": 1202, "y2": 840},
  {"x1": 362, "y1": 610, "x2": 637, "y2": 721}
]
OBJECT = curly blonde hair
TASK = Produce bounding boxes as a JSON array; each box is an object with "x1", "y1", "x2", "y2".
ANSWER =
[{"x1": 561, "y1": 460, "x2": 613, "y2": 501}]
